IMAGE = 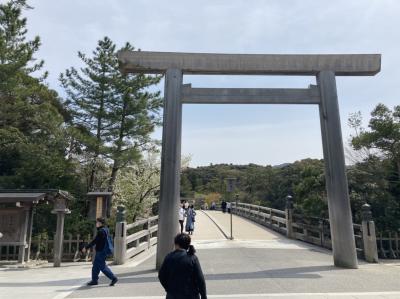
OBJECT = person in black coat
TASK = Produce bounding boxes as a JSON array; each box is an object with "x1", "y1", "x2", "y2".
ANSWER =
[
  {"x1": 82, "y1": 217, "x2": 118, "y2": 286},
  {"x1": 221, "y1": 201, "x2": 227, "y2": 213},
  {"x1": 158, "y1": 233, "x2": 207, "y2": 299}
]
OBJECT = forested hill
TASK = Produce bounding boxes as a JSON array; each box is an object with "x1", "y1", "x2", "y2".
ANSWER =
[
  {"x1": 181, "y1": 159, "x2": 327, "y2": 217},
  {"x1": 181, "y1": 158, "x2": 400, "y2": 231}
]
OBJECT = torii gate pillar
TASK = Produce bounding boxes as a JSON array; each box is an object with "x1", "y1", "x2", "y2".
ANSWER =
[
  {"x1": 156, "y1": 69, "x2": 183, "y2": 269},
  {"x1": 317, "y1": 70, "x2": 358, "y2": 268}
]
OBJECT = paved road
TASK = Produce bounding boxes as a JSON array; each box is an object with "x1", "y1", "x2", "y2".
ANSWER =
[
  {"x1": 2, "y1": 211, "x2": 400, "y2": 299},
  {"x1": 203, "y1": 210, "x2": 283, "y2": 240},
  {"x1": 65, "y1": 211, "x2": 400, "y2": 299},
  {"x1": 64, "y1": 241, "x2": 400, "y2": 299},
  {"x1": 190, "y1": 210, "x2": 226, "y2": 241},
  {"x1": 0, "y1": 262, "x2": 92, "y2": 299}
]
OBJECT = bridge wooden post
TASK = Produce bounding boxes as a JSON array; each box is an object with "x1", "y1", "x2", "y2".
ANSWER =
[
  {"x1": 319, "y1": 219, "x2": 326, "y2": 247},
  {"x1": 361, "y1": 204, "x2": 379, "y2": 263},
  {"x1": 114, "y1": 206, "x2": 127, "y2": 265},
  {"x1": 268, "y1": 208, "x2": 272, "y2": 227},
  {"x1": 285, "y1": 195, "x2": 294, "y2": 239},
  {"x1": 145, "y1": 218, "x2": 151, "y2": 249},
  {"x1": 317, "y1": 70, "x2": 358, "y2": 269},
  {"x1": 156, "y1": 69, "x2": 183, "y2": 269}
]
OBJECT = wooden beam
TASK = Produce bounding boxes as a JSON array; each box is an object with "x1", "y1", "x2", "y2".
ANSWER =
[
  {"x1": 118, "y1": 51, "x2": 381, "y2": 76},
  {"x1": 181, "y1": 84, "x2": 320, "y2": 104}
]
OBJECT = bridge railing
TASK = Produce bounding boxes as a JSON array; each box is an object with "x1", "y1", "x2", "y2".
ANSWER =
[
  {"x1": 377, "y1": 231, "x2": 400, "y2": 259},
  {"x1": 114, "y1": 206, "x2": 158, "y2": 265},
  {"x1": 231, "y1": 201, "x2": 381, "y2": 262},
  {"x1": 232, "y1": 203, "x2": 288, "y2": 235}
]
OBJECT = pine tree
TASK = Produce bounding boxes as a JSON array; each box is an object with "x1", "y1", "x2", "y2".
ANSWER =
[
  {"x1": 0, "y1": 0, "x2": 74, "y2": 189},
  {"x1": 60, "y1": 38, "x2": 162, "y2": 192},
  {"x1": 107, "y1": 42, "x2": 162, "y2": 191},
  {"x1": 0, "y1": 0, "x2": 45, "y2": 91},
  {"x1": 0, "y1": 0, "x2": 47, "y2": 130},
  {"x1": 60, "y1": 37, "x2": 117, "y2": 191}
]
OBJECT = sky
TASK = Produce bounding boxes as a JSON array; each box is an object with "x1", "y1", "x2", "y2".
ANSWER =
[{"x1": 20, "y1": 0, "x2": 400, "y2": 167}]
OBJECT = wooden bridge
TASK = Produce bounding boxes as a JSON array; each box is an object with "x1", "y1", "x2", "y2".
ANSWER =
[{"x1": 113, "y1": 201, "x2": 398, "y2": 265}]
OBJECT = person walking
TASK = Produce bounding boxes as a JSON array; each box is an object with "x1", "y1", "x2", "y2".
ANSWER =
[
  {"x1": 179, "y1": 204, "x2": 185, "y2": 234},
  {"x1": 158, "y1": 233, "x2": 207, "y2": 299},
  {"x1": 185, "y1": 205, "x2": 196, "y2": 235},
  {"x1": 221, "y1": 201, "x2": 227, "y2": 213},
  {"x1": 227, "y1": 202, "x2": 231, "y2": 214},
  {"x1": 82, "y1": 217, "x2": 118, "y2": 286},
  {"x1": 211, "y1": 202, "x2": 216, "y2": 210}
]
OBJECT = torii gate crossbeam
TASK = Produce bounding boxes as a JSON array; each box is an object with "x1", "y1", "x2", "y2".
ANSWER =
[{"x1": 181, "y1": 84, "x2": 320, "y2": 104}]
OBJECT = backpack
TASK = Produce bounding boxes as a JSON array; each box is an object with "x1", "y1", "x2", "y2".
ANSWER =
[{"x1": 101, "y1": 227, "x2": 114, "y2": 256}]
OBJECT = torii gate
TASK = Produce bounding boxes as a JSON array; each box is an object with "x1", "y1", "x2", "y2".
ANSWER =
[{"x1": 118, "y1": 51, "x2": 381, "y2": 269}]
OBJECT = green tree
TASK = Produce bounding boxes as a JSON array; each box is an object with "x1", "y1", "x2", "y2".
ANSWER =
[
  {"x1": 107, "y1": 43, "x2": 162, "y2": 191},
  {"x1": 348, "y1": 104, "x2": 400, "y2": 230},
  {"x1": 0, "y1": 0, "x2": 89, "y2": 238},
  {"x1": 291, "y1": 159, "x2": 327, "y2": 218},
  {"x1": 0, "y1": 0, "x2": 75, "y2": 190},
  {"x1": 0, "y1": 0, "x2": 45, "y2": 93},
  {"x1": 60, "y1": 37, "x2": 117, "y2": 191},
  {"x1": 350, "y1": 104, "x2": 400, "y2": 178},
  {"x1": 347, "y1": 157, "x2": 399, "y2": 230},
  {"x1": 60, "y1": 38, "x2": 162, "y2": 192}
]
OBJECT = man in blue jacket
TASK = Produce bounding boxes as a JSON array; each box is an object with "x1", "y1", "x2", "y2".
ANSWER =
[{"x1": 82, "y1": 217, "x2": 118, "y2": 286}]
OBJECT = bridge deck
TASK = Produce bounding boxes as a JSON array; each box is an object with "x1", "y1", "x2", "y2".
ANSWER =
[
  {"x1": 1, "y1": 211, "x2": 399, "y2": 299},
  {"x1": 201, "y1": 210, "x2": 283, "y2": 240},
  {"x1": 190, "y1": 210, "x2": 226, "y2": 241}
]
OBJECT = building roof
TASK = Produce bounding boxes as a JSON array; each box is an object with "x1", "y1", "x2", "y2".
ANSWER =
[
  {"x1": 0, "y1": 193, "x2": 46, "y2": 203},
  {"x1": 0, "y1": 189, "x2": 74, "y2": 201}
]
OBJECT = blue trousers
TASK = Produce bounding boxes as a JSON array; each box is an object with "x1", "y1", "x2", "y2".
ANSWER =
[{"x1": 92, "y1": 251, "x2": 116, "y2": 282}]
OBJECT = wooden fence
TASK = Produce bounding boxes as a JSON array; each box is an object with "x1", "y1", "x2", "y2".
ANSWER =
[
  {"x1": 0, "y1": 234, "x2": 93, "y2": 262},
  {"x1": 0, "y1": 242, "x2": 23, "y2": 261}
]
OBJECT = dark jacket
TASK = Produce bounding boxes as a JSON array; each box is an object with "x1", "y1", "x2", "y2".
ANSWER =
[
  {"x1": 158, "y1": 249, "x2": 207, "y2": 299},
  {"x1": 85, "y1": 226, "x2": 106, "y2": 252}
]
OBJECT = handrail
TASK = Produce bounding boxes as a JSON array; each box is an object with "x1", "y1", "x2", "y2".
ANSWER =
[
  {"x1": 114, "y1": 215, "x2": 159, "y2": 265},
  {"x1": 126, "y1": 216, "x2": 160, "y2": 230},
  {"x1": 230, "y1": 201, "x2": 382, "y2": 262}
]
